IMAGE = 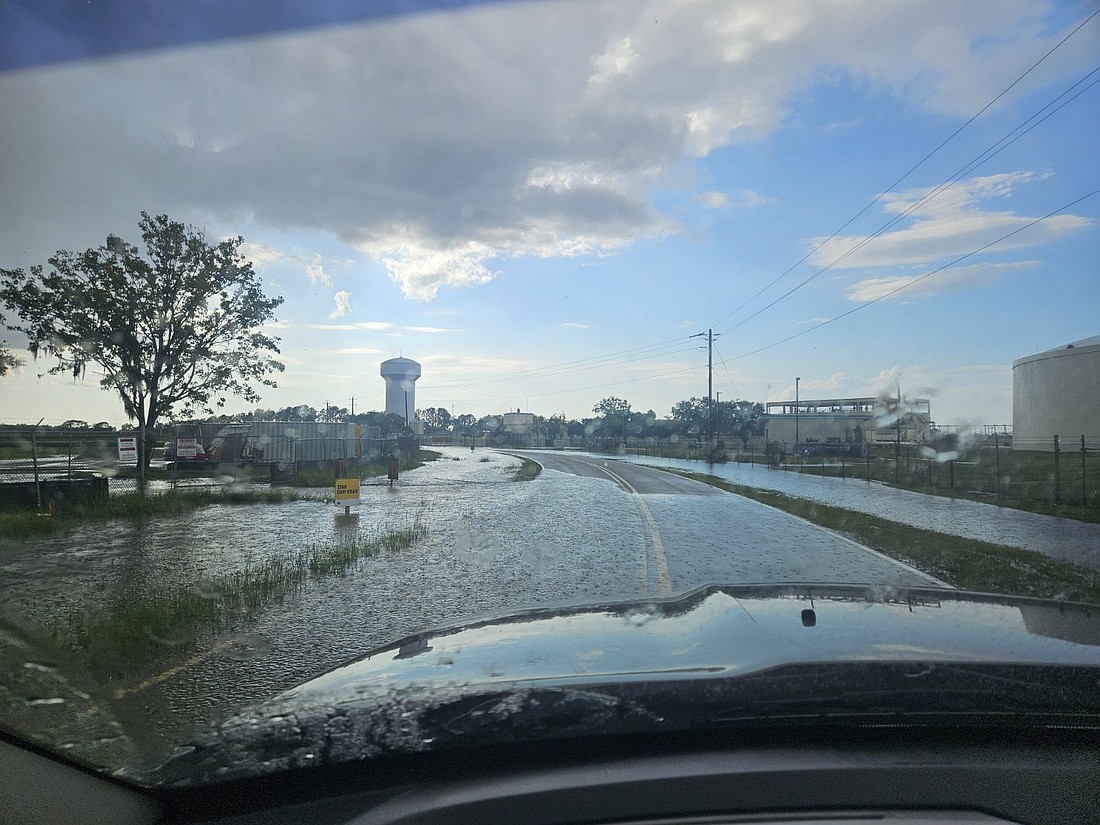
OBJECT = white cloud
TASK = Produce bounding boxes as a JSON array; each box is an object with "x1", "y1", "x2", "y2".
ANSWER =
[
  {"x1": 239, "y1": 241, "x2": 287, "y2": 267},
  {"x1": 305, "y1": 255, "x2": 332, "y2": 287},
  {"x1": 330, "y1": 291, "x2": 352, "y2": 318},
  {"x1": 404, "y1": 326, "x2": 464, "y2": 334},
  {"x1": 846, "y1": 260, "x2": 1041, "y2": 302},
  {"x1": 332, "y1": 347, "x2": 383, "y2": 355},
  {"x1": 559, "y1": 322, "x2": 590, "y2": 329},
  {"x1": 694, "y1": 191, "x2": 727, "y2": 209},
  {"x1": 589, "y1": 36, "x2": 641, "y2": 86},
  {"x1": 730, "y1": 188, "x2": 776, "y2": 207},
  {"x1": 675, "y1": 320, "x2": 698, "y2": 329},
  {"x1": 2, "y1": 0, "x2": 1083, "y2": 296},
  {"x1": 810, "y1": 172, "x2": 1090, "y2": 271},
  {"x1": 355, "y1": 321, "x2": 393, "y2": 330}
]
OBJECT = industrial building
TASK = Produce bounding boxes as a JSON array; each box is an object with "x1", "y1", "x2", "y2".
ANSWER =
[
  {"x1": 1012, "y1": 334, "x2": 1100, "y2": 451},
  {"x1": 762, "y1": 396, "x2": 933, "y2": 448},
  {"x1": 380, "y1": 357, "x2": 421, "y2": 424}
]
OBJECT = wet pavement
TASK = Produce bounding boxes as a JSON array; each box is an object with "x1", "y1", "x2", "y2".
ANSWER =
[{"x1": 581, "y1": 452, "x2": 1100, "y2": 572}]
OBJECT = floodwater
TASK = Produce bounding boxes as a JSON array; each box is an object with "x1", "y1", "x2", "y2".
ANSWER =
[{"x1": 599, "y1": 452, "x2": 1100, "y2": 571}]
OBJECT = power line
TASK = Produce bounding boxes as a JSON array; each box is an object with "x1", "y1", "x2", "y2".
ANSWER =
[
  {"x1": 715, "y1": 59, "x2": 1100, "y2": 338},
  {"x1": 707, "y1": 6, "x2": 1100, "y2": 334},
  {"x1": 723, "y1": 186, "x2": 1100, "y2": 362}
]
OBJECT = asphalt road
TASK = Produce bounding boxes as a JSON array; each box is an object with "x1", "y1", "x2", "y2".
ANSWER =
[{"x1": 509, "y1": 450, "x2": 941, "y2": 598}]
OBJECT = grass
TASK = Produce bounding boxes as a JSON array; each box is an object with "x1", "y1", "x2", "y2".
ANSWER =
[
  {"x1": 0, "y1": 487, "x2": 301, "y2": 538},
  {"x1": 52, "y1": 511, "x2": 428, "y2": 677},
  {"x1": 294, "y1": 449, "x2": 442, "y2": 487},
  {"x1": 509, "y1": 457, "x2": 542, "y2": 482},
  {"x1": 668, "y1": 469, "x2": 1100, "y2": 604}
]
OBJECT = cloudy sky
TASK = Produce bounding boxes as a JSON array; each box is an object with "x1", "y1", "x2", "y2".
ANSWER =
[{"x1": 1, "y1": 0, "x2": 1097, "y2": 427}]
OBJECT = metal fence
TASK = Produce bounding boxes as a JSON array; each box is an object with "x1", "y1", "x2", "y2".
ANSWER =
[
  {"x1": 603, "y1": 432, "x2": 1099, "y2": 509},
  {"x1": 0, "y1": 425, "x2": 154, "y2": 509},
  {"x1": 768, "y1": 433, "x2": 1097, "y2": 508}
]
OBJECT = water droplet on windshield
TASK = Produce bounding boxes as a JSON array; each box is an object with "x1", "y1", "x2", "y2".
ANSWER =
[
  {"x1": 22, "y1": 661, "x2": 57, "y2": 673},
  {"x1": 26, "y1": 697, "x2": 66, "y2": 706}
]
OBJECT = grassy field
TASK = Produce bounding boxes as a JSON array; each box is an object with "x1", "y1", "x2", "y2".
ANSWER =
[
  {"x1": 670, "y1": 470, "x2": 1100, "y2": 604},
  {"x1": 0, "y1": 487, "x2": 301, "y2": 538}
]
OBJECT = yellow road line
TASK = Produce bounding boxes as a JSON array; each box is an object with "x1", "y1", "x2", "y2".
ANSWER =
[
  {"x1": 113, "y1": 638, "x2": 234, "y2": 699},
  {"x1": 583, "y1": 459, "x2": 672, "y2": 596}
]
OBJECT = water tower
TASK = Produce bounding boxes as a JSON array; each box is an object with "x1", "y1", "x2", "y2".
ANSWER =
[{"x1": 380, "y1": 357, "x2": 422, "y2": 424}]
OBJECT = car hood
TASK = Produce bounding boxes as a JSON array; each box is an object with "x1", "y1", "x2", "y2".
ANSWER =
[{"x1": 142, "y1": 584, "x2": 1100, "y2": 786}]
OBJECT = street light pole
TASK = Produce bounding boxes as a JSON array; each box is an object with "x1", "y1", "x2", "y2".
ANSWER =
[{"x1": 795, "y1": 377, "x2": 801, "y2": 446}]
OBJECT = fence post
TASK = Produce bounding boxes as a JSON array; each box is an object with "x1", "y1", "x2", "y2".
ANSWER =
[
  {"x1": 866, "y1": 449, "x2": 871, "y2": 482},
  {"x1": 1082, "y1": 435, "x2": 1087, "y2": 506},
  {"x1": 841, "y1": 451, "x2": 846, "y2": 479},
  {"x1": 994, "y1": 432, "x2": 1001, "y2": 498},
  {"x1": 927, "y1": 457, "x2": 932, "y2": 488},
  {"x1": 750, "y1": 445, "x2": 754, "y2": 466},
  {"x1": 1053, "y1": 434, "x2": 1061, "y2": 505},
  {"x1": 138, "y1": 427, "x2": 146, "y2": 495},
  {"x1": 949, "y1": 459, "x2": 955, "y2": 490},
  {"x1": 31, "y1": 419, "x2": 43, "y2": 511}
]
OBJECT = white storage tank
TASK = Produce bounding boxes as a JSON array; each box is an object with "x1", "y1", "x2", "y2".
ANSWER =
[{"x1": 1012, "y1": 334, "x2": 1100, "y2": 451}]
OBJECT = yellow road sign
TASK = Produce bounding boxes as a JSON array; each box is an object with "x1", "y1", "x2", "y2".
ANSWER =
[{"x1": 334, "y1": 477, "x2": 360, "y2": 501}]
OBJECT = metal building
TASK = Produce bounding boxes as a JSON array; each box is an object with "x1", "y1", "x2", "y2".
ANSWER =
[
  {"x1": 1012, "y1": 334, "x2": 1100, "y2": 451},
  {"x1": 380, "y1": 357, "x2": 422, "y2": 424}
]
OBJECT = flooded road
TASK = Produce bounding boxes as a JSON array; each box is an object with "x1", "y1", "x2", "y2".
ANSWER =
[
  {"x1": 0, "y1": 446, "x2": 952, "y2": 766},
  {"x1": 596, "y1": 452, "x2": 1100, "y2": 572}
]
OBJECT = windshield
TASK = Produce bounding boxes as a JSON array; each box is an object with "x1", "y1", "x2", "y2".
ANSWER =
[{"x1": 1, "y1": 0, "x2": 1097, "y2": 786}]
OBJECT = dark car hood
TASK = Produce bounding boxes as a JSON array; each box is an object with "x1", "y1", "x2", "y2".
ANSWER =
[{"x1": 143, "y1": 584, "x2": 1100, "y2": 786}]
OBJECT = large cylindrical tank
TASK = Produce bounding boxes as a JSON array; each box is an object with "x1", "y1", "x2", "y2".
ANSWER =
[
  {"x1": 380, "y1": 357, "x2": 422, "y2": 423},
  {"x1": 1012, "y1": 335, "x2": 1100, "y2": 451}
]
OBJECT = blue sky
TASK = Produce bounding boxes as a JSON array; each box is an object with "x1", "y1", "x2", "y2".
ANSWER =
[{"x1": 1, "y1": 0, "x2": 1097, "y2": 427}]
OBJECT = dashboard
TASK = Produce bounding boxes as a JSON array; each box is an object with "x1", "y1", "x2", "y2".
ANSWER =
[{"x1": 4, "y1": 724, "x2": 1098, "y2": 824}]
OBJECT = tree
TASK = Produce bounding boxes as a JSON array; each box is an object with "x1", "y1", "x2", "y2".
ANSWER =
[
  {"x1": 416, "y1": 406, "x2": 452, "y2": 433},
  {"x1": 670, "y1": 397, "x2": 708, "y2": 435},
  {"x1": 0, "y1": 312, "x2": 23, "y2": 376},
  {"x1": 0, "y1": 213, "x2": 284, "y2": 471}
]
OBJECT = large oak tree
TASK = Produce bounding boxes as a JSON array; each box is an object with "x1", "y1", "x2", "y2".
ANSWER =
[{"x1": 0, "y1": 212, "x2": 284, "y2": 468}]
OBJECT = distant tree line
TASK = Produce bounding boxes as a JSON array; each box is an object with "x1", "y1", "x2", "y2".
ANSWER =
[{"x1": 179, "y1": 395, "x2": 765, "y2": 444}]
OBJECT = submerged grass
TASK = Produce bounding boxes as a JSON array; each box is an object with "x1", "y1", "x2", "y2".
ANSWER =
[
  {"x1": 670, "y1": 470, "x2": 1100, "y2": 604},
  {"x1": 509, "y1": 457, "x2": 543, "y2": 482},
  {"x1": 0, "y1": 488, "x2": 301, "y2": 538},
  {"x1": 52, "y1": 510, "x2": 429, "y2": 675}
]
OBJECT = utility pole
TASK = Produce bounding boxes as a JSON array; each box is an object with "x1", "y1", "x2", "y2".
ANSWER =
[
  {"x1": 350, "y1": 396, "x2": 355, "y2": 416},
  {"x1": 690, "y1": 329, "x2": 718, "y2": 448},
  {"x1": 708, "y1": 329, "x2": 713, "y2": 447}
]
